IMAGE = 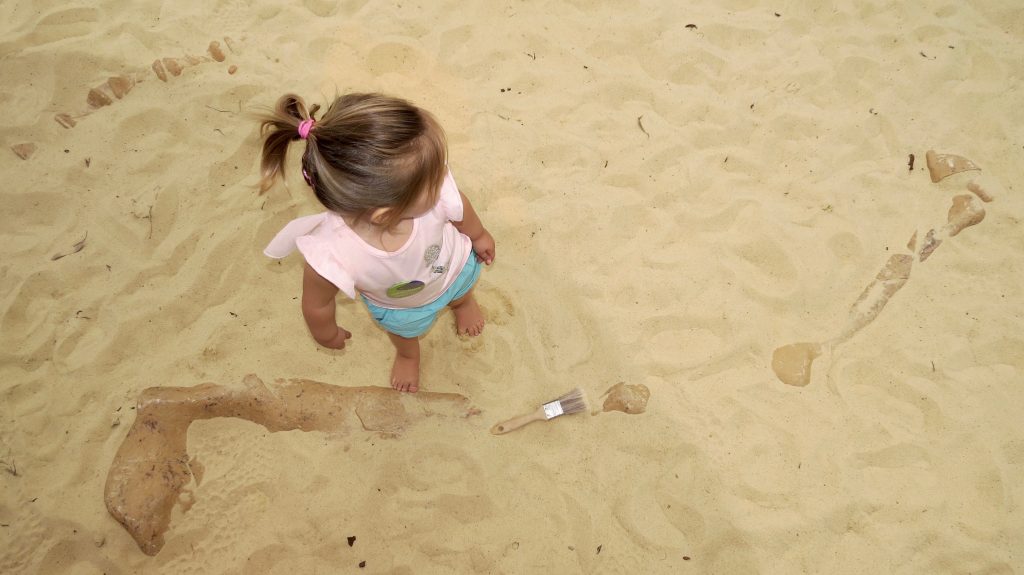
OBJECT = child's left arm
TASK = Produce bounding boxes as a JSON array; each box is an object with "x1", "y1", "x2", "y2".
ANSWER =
[{"x1": 453, "y1": 192, "x2": 495, "y2": 265}]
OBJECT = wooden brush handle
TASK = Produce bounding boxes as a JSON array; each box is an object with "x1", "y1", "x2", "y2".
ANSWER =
[{"x1": 490, "y1": 408, "x2": 546, "y2": 435}]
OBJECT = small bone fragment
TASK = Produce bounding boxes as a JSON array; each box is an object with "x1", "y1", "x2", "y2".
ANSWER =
[
  {"x1": 919, "y1": 229, "x2": 942, "y2": 262},
  {"x1": 943, "y1": 194, "x2": 985, "y2": 237},
  {"x1": 55, "y1": 113, "x2": 77, "y2": 128},
  {"x1": 208, "y1": 41, "x2": 226, "y2": 62},
  {"x1": 772, "y1": 342, "x2": 822, "y2": 387},
  {"x1": 966, "y1": 180, "x2": 993, "y2": 203},
  {"x1": 163, "y1": 58, "x2": 183, "y2": 76},
  {"x1": 88, "y1": 88, "x2": 113, "y2": 108},
  {"x1": 925, "y1": 150, "x2": 980, "y2": 183},
  {"x1": 152, "y1": 59, "x2": 168, "y2": 82},
  {"x1": 839, "y1": 254, "x2": 912, "y2": 342},
  {"x1": 11, "y1": 143, "x2": 36, "y2": 160},
  {"x1": 600, "y1": 382, "x2": 650, "y2": 414},
  {"x1": 108, "y1": 75, "x2": 134, "y2": 99}
]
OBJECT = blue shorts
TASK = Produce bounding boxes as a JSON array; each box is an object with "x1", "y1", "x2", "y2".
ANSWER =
[{"x1": 362, "y1": 255, "x2": 482, "y2": 338}]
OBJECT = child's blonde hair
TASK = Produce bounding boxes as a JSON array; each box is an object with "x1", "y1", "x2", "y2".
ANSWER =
[{"x1": 259, "y1": 93, "x2": 448, "y2": 229}]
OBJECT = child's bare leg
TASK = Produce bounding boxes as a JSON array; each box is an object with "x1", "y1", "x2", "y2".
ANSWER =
[
  {"x1": 387, "y1": 332, "x2": 420, "y2": 392},
  {"x1": 449, "y1": 290, "x2": 484, "y2": 336}
]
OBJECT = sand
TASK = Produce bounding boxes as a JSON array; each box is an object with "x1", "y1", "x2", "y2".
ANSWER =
[{"x1": 2, "y1": 0, "x2": 1023, "y2": 572}]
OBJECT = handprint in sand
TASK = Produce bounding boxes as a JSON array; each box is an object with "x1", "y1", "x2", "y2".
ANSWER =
[
  {"x1": 772, "y1": 151, "x2": 994, "y2": 387},
  {"x1": 55, "y1": 39, "x2": 236, "y2": 129}
]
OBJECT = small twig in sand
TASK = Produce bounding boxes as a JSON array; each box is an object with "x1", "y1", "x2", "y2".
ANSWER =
[
  {"x1": 51, "y1": 232, "x2": 88, "y2": 261},
  {"x1": 131, "y1": 189, "x2": 159, "y2": 239},
  {"x1": 2, "y1": 456, "x2": 17, "y2": 477},
  {"x1": 637, "y1": 115, "x2": 649, "y2": 138},
  {"x1": 908, "y1": 153, "x2": 915, "y2": 171},
  {"x1": 205, "y1": 105, "x2": 231, "y2": 113}
]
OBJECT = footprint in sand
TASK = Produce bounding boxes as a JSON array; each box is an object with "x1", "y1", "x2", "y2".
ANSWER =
[
  {"x1": 54, "y1": 38, "x2": 236, "y2": 129},
  {"x1": 772, "y1": 151, "x2": 993, "y2": 386},
  {"x1": 103, "y1": 374, "x2": 478, "y2": 555}
]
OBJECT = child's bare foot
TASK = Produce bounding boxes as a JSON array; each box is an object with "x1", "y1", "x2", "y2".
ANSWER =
[
  {"x1": 387, "y1": 333, "x2": 420, "y2": 392},
  {"x1": 450, "y1": 292, "x2": 485, "y2": 336},
  {"x1": 391, "y1": 354, "x2": 420, "y2": 392}
]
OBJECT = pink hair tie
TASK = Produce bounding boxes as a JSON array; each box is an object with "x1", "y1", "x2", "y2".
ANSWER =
[{"x1": 297, "y1": 119, "x2": 315, "y2": 139}]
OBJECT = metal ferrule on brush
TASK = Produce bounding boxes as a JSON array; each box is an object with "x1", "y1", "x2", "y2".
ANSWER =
[{"x1": 542, "y1": 400, "x2": 564, "y2": 419}]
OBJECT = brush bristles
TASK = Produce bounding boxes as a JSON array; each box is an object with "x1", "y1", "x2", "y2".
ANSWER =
[{"x1": 552, "y1": 387, "x2": 588, "y2": 416}]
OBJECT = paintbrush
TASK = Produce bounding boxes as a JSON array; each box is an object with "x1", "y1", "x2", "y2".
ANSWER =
[{"x1": 490, "y1": 387, "x2": 589, "y2": 435}]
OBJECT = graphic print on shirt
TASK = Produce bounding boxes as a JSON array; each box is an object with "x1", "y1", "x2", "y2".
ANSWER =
[
  {"x1": 424, "y1": 242, "x2": 447, "y2": 276},
  {"x1": 386, "y1": 280, "x2": 425, "y2": 298},
  {"x1": 424, "y1": 244, "x2": 441, "y2": 267},
  {"x1": 385, "y1": 244, "x2": 445, "y2": 299}
]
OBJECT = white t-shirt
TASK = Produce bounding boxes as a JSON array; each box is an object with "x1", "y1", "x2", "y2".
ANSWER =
[{"x1": 264, "y1": 170, "x2": 472, "y2": 309}]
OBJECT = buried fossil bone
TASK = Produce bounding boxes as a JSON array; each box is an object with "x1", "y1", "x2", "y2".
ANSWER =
[
  {"x1": 104, "y1": 374, "x2": 477, "y2": 555},
  {"x1": 967, "y1": 180, "x2": 993, "y2": 203},
  {"x1": 599, "y1": 382, "x2": 650, "y2": 414},
  {"x1": 771, "y1": 254, "x2": 911, "y2": 387},
  {"x1": 56, "y1": 38, "x2": 234, "y2": 129},
  {"x1": 772, "y1": 189, "x2": 989, "y2": 386},
  {"x1": 944, "y1": 194, "x2": 986, "y2": 236},
  {"x1": 11, "y1": 143, "x2": 36, "y2": 160},
  {"x1": 926, "y1": 149, "x2": 980, "y2": 183}
]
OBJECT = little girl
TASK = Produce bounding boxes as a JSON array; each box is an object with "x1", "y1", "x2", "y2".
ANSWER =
[{"x1": 259, "y1": 93, "x2": 495, "y2": 393}]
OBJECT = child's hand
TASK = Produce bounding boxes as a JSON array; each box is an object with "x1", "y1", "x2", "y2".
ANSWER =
[
  {"x1": 317, "y1": 326, "x2": 352, "y2": 350},
  {"x1": 472, "y1": 230, "x2": 496, "y2": 265}
]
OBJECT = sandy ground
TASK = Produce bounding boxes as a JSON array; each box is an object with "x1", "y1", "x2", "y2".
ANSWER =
[{"x1": 2, "y1": 0, "x2": 1023, "y2": 573}]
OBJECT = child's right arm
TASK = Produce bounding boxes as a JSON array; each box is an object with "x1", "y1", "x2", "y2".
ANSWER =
[{"x1": 301, "y1": 263, "x2": 352, "y2": 349}]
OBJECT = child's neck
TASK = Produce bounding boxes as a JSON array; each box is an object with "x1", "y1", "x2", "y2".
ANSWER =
[{"x1": 342, "y1": 214, "x2": 413, "y2": 252}]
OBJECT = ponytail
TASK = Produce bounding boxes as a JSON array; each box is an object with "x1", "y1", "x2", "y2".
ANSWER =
[
  {"x1": 257, "y1": 92, "x2": 448, "y2": 229},
  {"x1": 258, "y1": 94, "x2": 321, "y2": 194}
]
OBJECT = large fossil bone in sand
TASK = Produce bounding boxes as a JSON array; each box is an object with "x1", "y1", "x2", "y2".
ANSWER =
[
  {"x1": 104, "y1": 375, "x2": 477, "y2": 555},
  {"x1": 771, "y1": 191, "x2": 988, "y2": 387},
  {"x1": 771, "y1": 254, "x2": 911, "y2": 387}
]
